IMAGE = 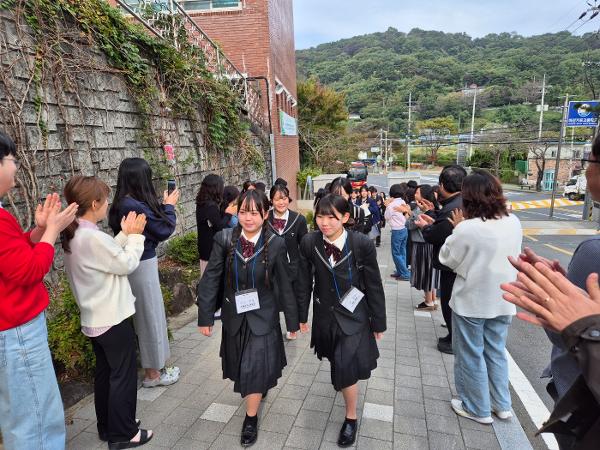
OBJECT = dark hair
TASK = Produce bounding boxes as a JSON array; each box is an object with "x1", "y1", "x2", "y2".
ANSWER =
[
  {"x1": 407, "y1": 180, "x2": 418, "y2": 189},
  {"x1": 368, "y1": 186, "x2": 378, "y2": 194},
  {"x1": 389, "y1": 183, "x2": 407, "y2": 200},
  {"x1": 196, "y1": 174, "x2": 224, "y2": 206},
  {"x1": 270, "y1": 181, "x2": 292, "y2": 202},
  {"x1": 274, "y1": 178, "x2": 287, "y2": 187},
  {"x1": 315, "y1": 194, "x2": 351, "y2": 224},
  {"x1": 462, "y1": 169, "x2": 508, "y2": 221},
  {"x1": 406, "y1": 186, "x2": 416, "y2": 203},
  {"x1": 62, "y1": 176, "x2": 111, "y2": 253},
  {"x1": 359, "y1": 185, "x2": 369, "y2": 194},
  {"x1": 0, "y1": 131, "x2": 17, "y2": 160},
  {"x1": 109, "y1": 158, "x2": 171, "y2": 232},
  {"x1": 241, "y1": 180, "x2": 256, "y2": 193},
  {"x1": 254, "y1": 181, "x2": 266, "y2": 192},
  {"x1": 221, "y1": 185, "x2": 240, "y2": 214},
  {"x1": 329, "y1": 177, "x2": 352, "y2": 196},
  {"x1": 439, "y1": 165, "x2": 467, "y2": 194},
  {"x1": 227, "y1": 189, "x2": 271, "y2": 289},
  {"x1": 417, "y1": 184, "x2": 438, "y2": 208}
]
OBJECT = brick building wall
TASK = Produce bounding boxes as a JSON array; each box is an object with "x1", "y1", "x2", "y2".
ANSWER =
[
  {"x1": 528, "y1": 158, "x2": 583, "y2": 188},
  {"x1": 192, "y1": 0, "x2": 301, "y2": 201}
]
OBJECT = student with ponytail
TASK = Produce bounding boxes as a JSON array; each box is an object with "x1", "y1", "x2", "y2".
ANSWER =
[
  {"x1": 197, "y1": 189, "x2": 301, "y2": 447},
  {"x1": 62, "y1": 175, "x2": 153, "y2": 449},
  {"x1": 297, "y1": 194, "x2": 386, "y2": 448},
  {"x1": 268, "y1": 178, "x2": 308, "y2": 340}
]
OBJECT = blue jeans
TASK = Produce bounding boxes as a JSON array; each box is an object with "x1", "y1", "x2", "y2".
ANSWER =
[
  {"x1": 452, "y1": 312, "x2": 512, "y2": 418},
  {"x1": 0, "y1": 312, "x2": 66, "y2": 450},
  {"x1": 391, "y1": 228, "x2": 410, "y2": 278}
]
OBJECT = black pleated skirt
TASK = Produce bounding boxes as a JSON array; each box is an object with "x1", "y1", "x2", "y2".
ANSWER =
[
  {"x1": 311, "y1": 320, "x2": 379, "y2": 391},
  {"x1": 220, "y1": 317, "x2": 287, "y2": 397},
  {"x1": 410, "y1": 242, "x2": 440, "y2": 292}
]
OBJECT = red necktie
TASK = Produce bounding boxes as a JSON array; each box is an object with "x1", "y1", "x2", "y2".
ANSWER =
[
  {"x1": 272, "y1": 218, "x2": 286, "y2": 232},
  {"x1": 324, "y1": 241, "x2": 342, "y2": 263},
  {"x1": 240, "y1": 236, "x2": 255, "y2": 258}
]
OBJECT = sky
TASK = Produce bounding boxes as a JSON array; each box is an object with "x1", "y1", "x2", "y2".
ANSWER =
[{"x1": 293, "y1": 0, "x2": 600, "y2": 50}]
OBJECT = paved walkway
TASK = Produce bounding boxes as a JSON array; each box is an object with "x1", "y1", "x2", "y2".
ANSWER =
[{"x1": 66, "y1": 233, "x2": 533, "y2": 450}]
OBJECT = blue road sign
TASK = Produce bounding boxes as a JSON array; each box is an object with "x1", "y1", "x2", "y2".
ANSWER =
[{"x1": 567, "y1": 101, "x2": 599, "y2": 127}]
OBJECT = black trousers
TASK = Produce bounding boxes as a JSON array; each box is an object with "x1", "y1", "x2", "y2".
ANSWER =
[
  {"x1": 90, "y1": 319, "x2": 138, "y2": 442},
  {"x1": 439, "y1": 270, "x2": 456, "y2": 338}
]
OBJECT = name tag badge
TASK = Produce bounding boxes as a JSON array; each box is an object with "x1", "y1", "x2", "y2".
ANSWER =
[
  {"x1": 340, "y1": 286, "x2": 364, "y2": 313},
  {"x1": 235, "y1": 289, "x2": 260, "y2": 314}
]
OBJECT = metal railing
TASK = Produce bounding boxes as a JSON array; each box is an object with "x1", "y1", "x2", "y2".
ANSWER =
[{"x1": 115, "y1": 0, "x2": 269, "y2": 133}]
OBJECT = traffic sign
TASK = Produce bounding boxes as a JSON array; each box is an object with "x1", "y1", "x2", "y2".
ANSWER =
[{"x1": 567, "y1": 101, "x2": 599, "y2": 127}]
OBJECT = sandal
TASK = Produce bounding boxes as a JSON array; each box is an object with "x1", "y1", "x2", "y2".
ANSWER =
[
  {"x1": 108, "y1": 429, "x2": 153, "y2": 449},
  {"x1": 99, "y1": 420, "x2": 141, "y2": 442}
]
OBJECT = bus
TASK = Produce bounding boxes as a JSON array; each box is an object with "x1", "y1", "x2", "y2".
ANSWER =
[{"x1": 347, "y1": 162, "x2": 368, "y2": 190}]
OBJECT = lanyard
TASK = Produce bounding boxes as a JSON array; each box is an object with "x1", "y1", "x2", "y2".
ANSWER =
[
  {"x1": 330, "y1": 239, "x2": 353, "y2": 301},
  {"x1": 234, "y1": 235, "x2": 262, "y2": 292}
]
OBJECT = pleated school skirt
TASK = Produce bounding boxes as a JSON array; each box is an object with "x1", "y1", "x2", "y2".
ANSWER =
[
  {"x1": 311, "y1": 320, "x2": 379, "y2": 391},
  {"x1": 410, "y1": 242, "x2": 440, "y2": 292},
  {"x1": 220, "y1": 317, "x2": 287, "y2": 397}
]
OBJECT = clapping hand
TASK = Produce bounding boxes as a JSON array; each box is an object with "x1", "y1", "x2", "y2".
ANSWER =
[
  {"x1": 120, "y1": 211, "x2": 147, "y2": 235},
  {"x1": 163, "y1": 189, "x2": 180, "y2": 206},
  {"x1": 416, "y1": 198, "x2": 434, "y2": 212},
  {"x1": 35, "y1": 193, "x2": 61, "y2": 229},
  {"x1": 501, "y1": 261, "x2": 600, "y2": 332},
  {"x1": 414, "y1": 213, "x2": 434, "y2": 229},
  {"x1": 448, "y1": 208, "x2": 465, "y2": 228},
  {"x1": 508, "y1": 247, "x2": 566, "y2": 277},
  {"x1": 45, "y1": 201, "x2": 78, "y2": 232}
]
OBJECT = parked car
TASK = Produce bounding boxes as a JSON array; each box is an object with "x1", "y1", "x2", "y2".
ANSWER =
[{"x1": 563, "y1": 174, "x2": 587, "y2": 200}]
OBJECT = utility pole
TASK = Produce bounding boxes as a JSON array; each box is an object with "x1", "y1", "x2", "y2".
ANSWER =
[
  {"x1": 407, "y1": 92, "x2": 412, "y2": 171},
  {"x1": 549, "y1": 94, "x2": 569, "y2": 218},
  {"x1": 379, "y1": 128, "x2": 383, "y2": 174},
  {"x1": 538, "y1": 73, "x2": 546, "y2": 141},
  {"x1": 469, "y1": 89, "x2": 477, "y2": 160}
]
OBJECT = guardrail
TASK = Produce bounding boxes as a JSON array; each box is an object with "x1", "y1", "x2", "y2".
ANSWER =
[{"x1": 115, "y1": 0, "x2": 269, "y2": 133}]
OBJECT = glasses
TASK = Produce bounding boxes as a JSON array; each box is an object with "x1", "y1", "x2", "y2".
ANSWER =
[
  {"x1": 581, "y1": 158, "x2": 600, "y2": 169},
  {"x1": 2, "y1": 157, "x2": 20, "y2": 169}
]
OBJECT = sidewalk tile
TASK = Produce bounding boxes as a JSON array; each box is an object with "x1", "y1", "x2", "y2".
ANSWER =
[
  {"x1": 285, "y1": 426, "x2": 324, "y2": 449},
  {"x1": 366, "y1": 388, "x2": 395, "y2": 406},
  {"x1": 424, "y1": 398, "x2": 455, "y2": 417},
  {"x1": 270, "y1": 397, "x2": 303, "y2": 415},
  {"x1": 302, "y1": 394, "x2": 335, "y2": 413},
  {"x1": 137, "y1": 386, "x2": 167, "y2": 402},
  {"x1": 163, "y1": 406, "x2": 202, "y2": 428},
  {"x1": 66, "y1": 431, "x2": 103, "y2": 449},
  {"x1": 368, "y1": 377, "x2": 394, "y2": 392},
  {"x1": 426, "y1": 413, "x2": 461, "y2": 435},
  {"x1": 309, "y1": 382, "x2": 336, "y2": 398},
  {"x1": 172, "y1": 437, "x2": 210, "y2": 450},
  {"x1": 394, "y1": 400, "x2": 425, "y2": 419},
  {"x1": 393, "y1": 415, "x2": 427, "y2": 437},
  {"x1": 200, "y1": 403, "x2": 237, "y2": 423},
  {"x1": 358, "y1": 437, "x2": 393, "y2": 449},
  {"x1": 394, "y1": 386, "x2": 423, "y2": 403},
  {"x1": 392, "y1": 433, "x2": 428, "y2": 450},
  {"x1": 428, "y1": 431, "x2": 466, "y2": 450},
  {"x1": 363, "y1": 402, "x2": 394, "y2": 422},
  {"x1": 279, "y1": 383, "x2": 310, "y2": 400},
  {"x1": 184, "y1": 418, "x2": 226, "y2": 442},
  {"x1": 294, "y1": 410, "x2": 330, "y2": 430},
  {"x1": 146, "y1": 423, "x2": 187, "y2": 447},
  {"x1": 359, "y1": 417, "x2": 393, "y2": 441},
  {"x1": 259, "y1": 412, "x2": 296, "y2": 434},
  {"x1": 422, "y1": 385, "x2": 452, "y2": 401},
  {"x1": 461, "y1": 428, "x2": 501, "y2": 449}
]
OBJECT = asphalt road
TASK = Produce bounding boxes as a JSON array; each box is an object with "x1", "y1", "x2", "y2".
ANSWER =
[{"x1": 366, "y1": 171, "x2": 593, "y2": 448}]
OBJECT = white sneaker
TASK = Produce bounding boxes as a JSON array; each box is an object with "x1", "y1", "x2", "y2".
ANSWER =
[
  {"x1": 451, "y1": 399, "x2": 493, "y2": 424},
  {"x1": 286, "y1": 331, "x2": 297, "y2": 340},
  {"x1": 493, "y1": 409, "x2": 513, "y2": 420},
  {"x1": 142, "y1": 367, "x2": 180, "y2": 388}
]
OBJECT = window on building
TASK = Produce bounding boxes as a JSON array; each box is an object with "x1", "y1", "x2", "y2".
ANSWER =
[{"x1": 179, "y1": 0, "x2": 241, "y2": 11}]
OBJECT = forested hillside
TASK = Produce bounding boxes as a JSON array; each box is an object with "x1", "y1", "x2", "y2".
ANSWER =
[{"x1": 296, "y1": 27, "x2": 600, "y2": 133}]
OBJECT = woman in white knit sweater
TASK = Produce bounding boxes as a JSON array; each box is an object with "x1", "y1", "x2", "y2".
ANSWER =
[
  {"x1": 62, "y1": 176, "x2": 154, "y2": 449},
  {"x1": 437, "y1": 170, "x2": 522, "y2": 425}
]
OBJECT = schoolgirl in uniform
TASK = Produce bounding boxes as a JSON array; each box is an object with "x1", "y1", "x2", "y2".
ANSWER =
[
  {"x1": 267, "y1": 179, "x2": 308, "y2": 340},
  {"x1": 197, "y1": 189, "x2": 300, "y2": 447},
  {"x1": 297, "y1": 194, "x2": 386, "y2": 448}
]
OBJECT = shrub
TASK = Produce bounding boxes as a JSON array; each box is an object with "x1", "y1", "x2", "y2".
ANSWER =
[
  {"x1": 47, "y1": 276, "x2": 95, "y2": 380},
  {"x1": 166, "y1": 232, "x2": 199, "y2": 265},
  {"x1": 297, "y1": 167, "x2": 322, "y2": 193},
  {"x1": 304, "y1": 211, "x2": 315, "y2": 231}
]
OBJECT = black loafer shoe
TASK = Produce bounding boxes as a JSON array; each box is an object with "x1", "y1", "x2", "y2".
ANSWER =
[
  {"x1": 438, "y1": 334, "x2": 451, "y2": 344},
  {"x1": 337, "y1": 419, "x2": 357, "y2": 447},
  {"x1": 240, "y1": 420, "x2": 258, "y2": 447},
  {"x1": 437, "y1": 340, "x2": 453, "y2": 354}
]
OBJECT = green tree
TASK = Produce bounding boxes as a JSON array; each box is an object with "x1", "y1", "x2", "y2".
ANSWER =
[{"x1": 416, "y1": 116, "x2": 457, "y2": 165}]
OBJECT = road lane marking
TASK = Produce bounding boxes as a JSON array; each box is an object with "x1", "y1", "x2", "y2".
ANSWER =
[
  {"x1": 522, "y1": 228, "x2": 599, "y2": 236},
  {"x1": 506, "y1": 350, "x2": 559, "y2": 450},
  {"x1": 523, "y1": 234, "x2": 539, "y2": 242},
  {"x1": 543, "y1": 244, "x2": 574, "y2": 256},
  {"x1": 510, "y1": 199, "x2": 583, "y2": 210}
]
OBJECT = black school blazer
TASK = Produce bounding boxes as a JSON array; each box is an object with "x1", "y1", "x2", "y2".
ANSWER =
[
  {"x1": 197, "y1": 228, "x2": 300, "y2": 336},
  {"x1": 296, "y1": 230, "x2": 386, "y2": 336},
  {"x1": 267, "y1": 210, "x2": 308, "y2": 280}
]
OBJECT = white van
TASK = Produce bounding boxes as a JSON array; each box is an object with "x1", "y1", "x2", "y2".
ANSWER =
[{"x1": 563, "y1": 175, "x2": 587, "y2": 201}]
